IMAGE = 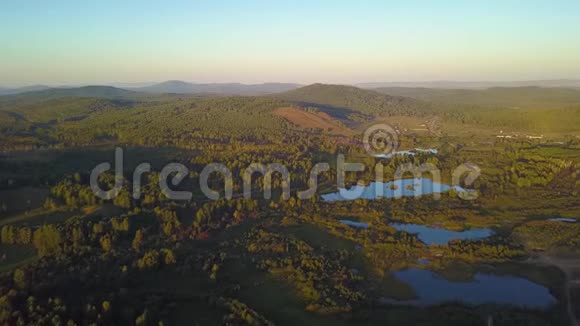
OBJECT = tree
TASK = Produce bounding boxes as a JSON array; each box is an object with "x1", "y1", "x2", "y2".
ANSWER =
[
  {"x1": 1, "y1": 226, "x2": 15, "y2": 244},
  {"x1": 102, "y1": 300, "x2": 111, "y2": 313},
  {"x1": 0, "y1": 295, "x2": 12, "y2": 322},
  {"x1": 32, "y1": 225, "x2": 62, "y2": 257},
  {"x1": 17, "y1": 227, "x2": 32, "y2": 245},
  {"x1": 13, "y1": 269, "x2": 27, "y2": 289},
  {"x1": 111, "y1": 217, "x2": 129, "y2": 232},
  {"x1": 135, "y1": 310, "x2": 147, "y2": 326},
  {"x1": 132, "y1": 229, "x2": 144, "y2": 252},
  {"x1": 100, "y1": 235, "x2": 113, "y2": 253},
  {"x1": 161, "y1": 248, "x2": 176, "y2": 265},
  {"x1": 113, "y1": 190, "x2": 132, "y2": 209},
  {"x1": 137, "y1": 250, "x2": 159, "y2": 269}
]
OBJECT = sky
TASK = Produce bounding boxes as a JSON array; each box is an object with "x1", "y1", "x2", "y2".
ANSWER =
[{"x1": 1, "y1": 0, "x2": 580, "y2": 87}]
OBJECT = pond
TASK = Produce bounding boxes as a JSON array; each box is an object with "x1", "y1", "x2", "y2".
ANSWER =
[
  {"x1": 391, "y1": 223, "x2": 494, "y2": 245},
  {"x1": 384, "y1": 268, "x2": 556, "y2": 308},
  {"x1": 321, "y1": 178, "x2": 466, "y2": 202},
  {"x1": 339, "y1": 219, "x2": 369, "y2": 229},
  {"x1": 337, "y1": 220, "x2": 493, "y2": 245},
  {"x1": 548, "y1": 218, "x2": 577, "y2": 223}
]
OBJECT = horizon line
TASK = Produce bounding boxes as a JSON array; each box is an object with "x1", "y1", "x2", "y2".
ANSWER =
[{"x1": 3, "y1": 78, "x2": 580, "y2": 89}]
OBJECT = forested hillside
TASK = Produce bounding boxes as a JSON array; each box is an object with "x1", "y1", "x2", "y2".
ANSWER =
[
  {"x1": 374, "y1": 86, "x2": 580, "y2": 110},
  {"x1": 2, "y1": 84, "x2": 580, "y2": 152},
  {"x1": 277, "y1": 83, "x2": 430, "y2": 117}
]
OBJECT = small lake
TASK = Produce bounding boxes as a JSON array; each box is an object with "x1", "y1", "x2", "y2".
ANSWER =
[
  {"x1": 548, "y1": 218, "x2": 577, "y2": 223},
  {"x1": 339, "y1": 219, "x2": 369, "y2": 229},
  {"x1": 386, "y1": 268, "x2": 556, "y2": 308},
  {"x1": 374, "y1": 148, "x2": 438, "y2": 159},
  {"x1": 391, "y1": 223, "x2": 494, "y2": 245},
  {"x1": 322, "y1": 178, "x2": 466, "y2": 201},
  {"x1": 337, "y1": 220, "x2": 493, "y2": 245}
]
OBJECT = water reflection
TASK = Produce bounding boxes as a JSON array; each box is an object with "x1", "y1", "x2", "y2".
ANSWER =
[
  {"x1": 548, "y1": 218, "x2": 577, "y2": 223},
  {"x1": 386, "y1": 268, "x2": 556, "y2": 308},
  {"x1": 392, "y1": 223, "x2": 493, "y2": 245},
  {"x1": 322, "y1": 178, "x2": 465, "y2": 202},
  {"x1": 339, "y1": 219, "x2": 369, "y2": 229}
]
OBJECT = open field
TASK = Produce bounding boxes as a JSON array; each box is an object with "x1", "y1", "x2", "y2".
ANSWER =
[
  {"x1": 0, "y1": 187, "x2": 48, "y2": 217},
  {"x1": 274, "y1": 107, "x2": 354, "y2": 135},
  {"x1": 0, "y1": 244, "x2": 36, "y2": 272}
]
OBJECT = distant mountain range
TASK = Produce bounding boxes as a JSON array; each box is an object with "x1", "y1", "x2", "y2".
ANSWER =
[
  {"x1": 129, "y1": 81, "x2": 303, "y2": 95},
  {"x1": 2, "y1": 81, "x2": 580, "y2": 115},
  {"x1": 0, "y1": 86, "x2": 141, "y2": 105},
  {"x1": 0, "y1": 81, "x2": 303, "y2": 97},
  {"x1": 3, "y1": 80, "x2": 580, "y2": 98},
  {"x1": 357, "y1": 79, "x2": 580, "y2": 89},
  {"x1": 0, "y1": 85, "x2": 52, "y2": 96},
  {"x1": 373, "y1": 86, "x2": 580, "y2": 109}
]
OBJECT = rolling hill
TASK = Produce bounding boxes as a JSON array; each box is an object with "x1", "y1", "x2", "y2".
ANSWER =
[
  {"x1": 0, "y1": 86, "x2": 146, "y2": 109},
  {"x1": 0, "y1": 87, "x2": 153, "y2": 126},
  {"x1": 276, "y1": 83, "x2": 430, "y2": 118},
  {"x1": 277, "y1": 84, "x2": 580, "y2": 134},
  {"x1": 357, "y1": 79, "x2": 580, "y2": 89},
  {"x1": 0, "y1": 86, "x2": 187, "y2": 111},
  {"x1": 1, "y1": 97, "x2": 138, "y2": 123},
  {"x1": 0, "y1": 85, "x2": 52, "y2": 96},
  {"x1": 0, "y1": 86, "x2": 139, "y2": 101},
  {"x1": 373, "y1": 86, "x2": 580, "y2": 109},
  {"x1": 273, "y1": 107, "x2": 353, "y2": 135}
]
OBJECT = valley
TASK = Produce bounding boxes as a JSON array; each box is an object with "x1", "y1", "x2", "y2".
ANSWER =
[{"x1": 0, "y1": 83, "x2": 579, "y2": 324}]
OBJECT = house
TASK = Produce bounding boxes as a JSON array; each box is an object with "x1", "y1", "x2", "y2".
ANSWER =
[{"x1": 526, "y1": 134, "x2": 544, "y2": 139}]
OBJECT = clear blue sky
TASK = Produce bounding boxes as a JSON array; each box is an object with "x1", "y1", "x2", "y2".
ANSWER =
[{"x1": 1, "y1": 0, "x2": 580, "y2": 86}]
